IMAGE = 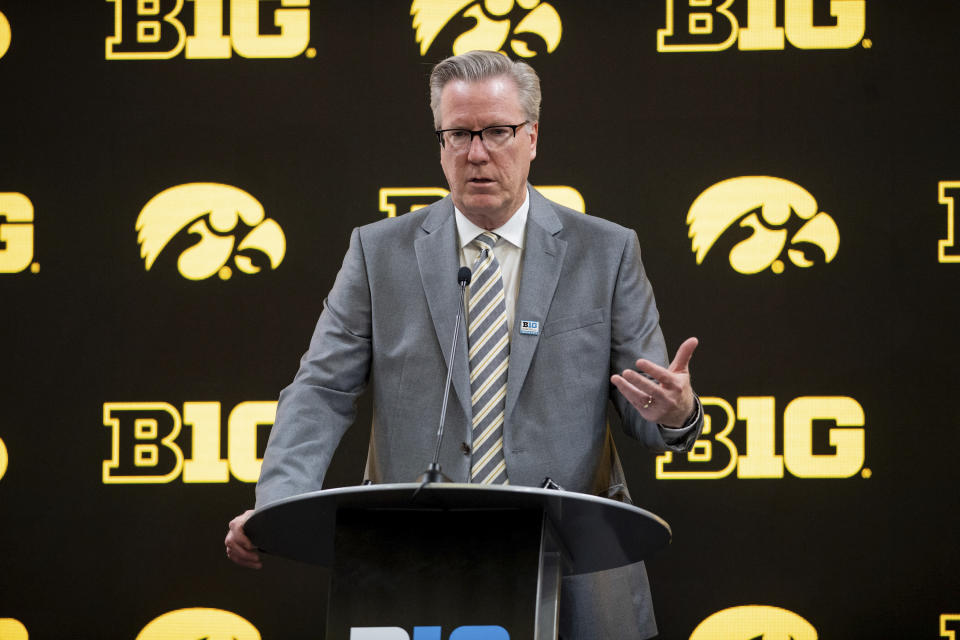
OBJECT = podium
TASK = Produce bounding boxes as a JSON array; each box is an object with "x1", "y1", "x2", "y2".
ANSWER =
[{"x1": 245, "y1": 483, "x2": 671, "y2": 640}]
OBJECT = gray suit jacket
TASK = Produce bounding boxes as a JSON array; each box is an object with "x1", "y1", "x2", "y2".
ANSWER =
[{"x1": 256, "y1": 186, "x2": 701, "y2": 639}]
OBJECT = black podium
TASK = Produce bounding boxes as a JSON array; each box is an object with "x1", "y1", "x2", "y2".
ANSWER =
[{"x1": 245, "y1": 483, "x2": 671, "y2": 640}]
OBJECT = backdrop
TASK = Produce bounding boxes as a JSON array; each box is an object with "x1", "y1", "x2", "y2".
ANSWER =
[{"x1": 1, "y1": 1, "x2": 958, "y2": 638}]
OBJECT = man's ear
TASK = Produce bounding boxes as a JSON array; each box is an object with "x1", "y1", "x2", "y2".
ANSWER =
[{"x1": 528, "y1": 121, "x2": 539, "y2": 160}]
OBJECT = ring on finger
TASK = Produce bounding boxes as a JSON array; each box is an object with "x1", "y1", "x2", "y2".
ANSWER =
[{"x1": 643, "y1": 396, "x2": 654, "y2": 409}]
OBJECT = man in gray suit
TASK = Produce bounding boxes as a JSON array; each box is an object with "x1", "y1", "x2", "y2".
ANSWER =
[{"x1": 226, "y1": 50, "x2": 702, "y2": 639}]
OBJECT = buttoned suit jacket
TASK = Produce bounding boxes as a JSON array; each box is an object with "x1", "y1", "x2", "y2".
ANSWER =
[{"x1": 256, "y1": 186, "x2": 701, "y2": 639}]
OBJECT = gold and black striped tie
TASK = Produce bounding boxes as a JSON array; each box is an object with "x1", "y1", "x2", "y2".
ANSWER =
[{"x1": 468, "y1": 232, "x2": 510, "y2": 485}]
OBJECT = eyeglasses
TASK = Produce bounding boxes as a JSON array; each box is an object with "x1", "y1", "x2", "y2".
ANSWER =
[{"x1": 435, "y1": 121, "x2": 529, "y2": 151}]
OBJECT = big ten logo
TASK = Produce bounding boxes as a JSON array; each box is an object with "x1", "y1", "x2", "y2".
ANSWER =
[
  {"x1": 687, "y1": 176, "x2": 839, "y2": 275},
  {"x1": 943, "y1": 614, "x2": 960, "y2": 640},
  {"x1": 0, "y1": 9, "x2": 11, "y2": 59},
  {"x1": 102, "y1": 401, "x2": 276, "y2": 483},
  {"x1": 0, "y1": 193, "x2": 39, "y2": 274},
  {"x1": 352, "y1": 626, "x2": 508, "y2": 640},
  {"x1": 937, "y1": 181, "x2": 960, "y2": 263},
  {"x1": 658, "y1": 0, "x2": 868, "y2": 52},
  {"x1": 105, "y1": 0, "x2": 313, "y2": 60},
  {"x1": 412, "y1": 0, "x2": 561, "y2": 58},
  {"x1": 657, "y1": 396, "x2": 867, "y2": 479},
  {"x1": 136, "y1": 608, "x2": 261, "y2": 640},
  {"x1": 136, "y1": 183, "x2": 286, "y2": 281},
  {"x1": 379, "y1": 185, "x2": 584, "y2": 218},
  {"x1": 0, "y1": 619, "x2": 29, "y2": 640},
  {"x1": 690, "y1": 605, "x2": 817, "y2": 640}
]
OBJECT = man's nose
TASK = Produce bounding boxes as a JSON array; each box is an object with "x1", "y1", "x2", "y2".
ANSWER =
[{"x1": 466, "y1": 133, "x2": 490, "y2": 162}]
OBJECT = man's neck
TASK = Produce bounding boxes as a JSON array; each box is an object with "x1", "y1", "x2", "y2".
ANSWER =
[
  {"x1": 456, "y1": 192, "x2": 528, "y2": 230},
  {"x1": 454, "y1": 189, "x2": 530, "y2": 235}
]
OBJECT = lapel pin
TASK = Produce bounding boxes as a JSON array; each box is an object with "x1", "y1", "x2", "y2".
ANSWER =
[{"x1": 519, "y1": 320, "x2": 540, "y2": 336}]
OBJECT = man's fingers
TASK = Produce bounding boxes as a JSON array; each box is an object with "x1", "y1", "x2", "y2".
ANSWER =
[
  {"x1": 227, "y1": 529, "x2": 255, "y2": 552},
  {"x1": 632, "y1": 359, "x2": 672, "y2": 386},
  {"x1": 228, "y1": 514, "x2": 256, "y2": 551},
  {"x1": 620, "y1": 368, "x2": 663, "y2": 396},
  {"x1": 668, "y1": 337, "x2": 699, "y2": 373},
  {"x1": 611, "y1": 374, "x2": 651, "y2": 409},
  {"x1": 225, "y1": 509, "x2": 261, "y2": 568},
  {"x1": 612, "y1": 372, "x2": 662, "y2": 408},
  {"x1": 226, "y1": 543, "x2": 262, "y2": 569}
]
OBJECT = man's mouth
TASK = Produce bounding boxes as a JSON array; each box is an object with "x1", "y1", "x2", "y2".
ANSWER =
[{"x1": 469, "y1": 178, "x2": 494, "y2": 184}]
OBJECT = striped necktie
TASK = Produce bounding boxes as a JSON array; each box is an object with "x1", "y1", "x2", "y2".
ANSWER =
[{"x1": 468, "y1": 232, "x2": 510, "y2": 485}]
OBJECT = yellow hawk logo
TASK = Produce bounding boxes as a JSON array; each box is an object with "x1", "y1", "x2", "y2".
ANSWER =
[
  {"x1": 136, "y1": 183, "x2": 286, "y2": 281},
  {"x1": 687, "y1": 176, "x2": 840, "y2": 274},
  {"x1": 411, "y1": 0, "x2": 561, "y2": 58},
  {"x1": 136, "y1": 608, "x2": 261, "y2": 640},
  {"x1": 690, "y1": 605, "x2": 818, "y2": 640},
  {"x1": 0, "y1": 10, "x2": 10, "y2": 59},
  {"x1": 0, "y1": 619, "x2": 28, "y2": 640}
]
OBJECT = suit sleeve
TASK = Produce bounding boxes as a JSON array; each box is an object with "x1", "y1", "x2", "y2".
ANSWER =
[
  {"x1": 609, "y1": 230, "x2": 702, "y2": 452},
  {"x1": 255, "y1": 228, "x2": 372, "y2": 507}
]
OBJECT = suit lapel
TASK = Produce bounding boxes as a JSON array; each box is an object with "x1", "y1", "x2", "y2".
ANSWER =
[
  {"x1": 415, "y1": 199, "x2": 472, "y2": 421},
  {"x1": 505, "y1": 188, "x2": 566, "y2": 423}
]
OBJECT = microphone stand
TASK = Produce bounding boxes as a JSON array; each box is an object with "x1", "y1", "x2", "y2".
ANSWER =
[{"x1": 417, "y1": 267, "x2": 472, "y2": 487}]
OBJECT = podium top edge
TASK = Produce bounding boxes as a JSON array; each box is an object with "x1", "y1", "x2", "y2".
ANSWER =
[{"x1": 254, "y1": 482, "x2": 671, "y2": 532}]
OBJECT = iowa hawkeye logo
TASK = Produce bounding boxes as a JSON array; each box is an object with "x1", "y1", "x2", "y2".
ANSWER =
[
  {"x1": 691, "y1": 605, "x2": 818, "y2": 640},
  {"x1": 136, "y1": 608, "x2": 261, "y2": 640},
  {"x1": 136, "y1": 183, "x2": 285, "y2": 281},
  {"x1": 412, "y1": 0, "x2": 561, "y2": 58},
  {"x1": 687, "y1": 176, "x2": 839, "y2": 275},
  {"x1": 0, "y1": 9, "x2": 10, "y2": 59}
]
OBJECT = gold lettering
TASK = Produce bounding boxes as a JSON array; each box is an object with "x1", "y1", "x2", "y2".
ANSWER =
[
  {"x1": 656, "y1": 396, "x2": 738, "y2": 478},
  {"x1": 227, "y1": 401, "x2": 275, "y2": 482},
  {"x1": 0, "y1": 192, "x2": 34, "y2": 273},
  {"x1": 658, "y1": 0, "x2": 865, "y2": 52},
  {"x1": 938, "y1": 181, "x2": 960, "y2": 262},
  {"x1": 736, "y1": 396, "x2": 784, "y2": 477},
  {"x1": 941, "y1": 614, "x2": 960, "y2": 640},
  {"x1": 783, "y1": 396, "x2": 865, "y2": 478},
  {"x1": 182, "y1": 402, "x2": 230, "y2": 482},
  {"x1": 103, "y1": 402, "x2": 184, "y2": 483},
  {"x1": 105, "y1": 0, "x2": 187, "y2": 60},
  {"x1": 185, "y1": 0, "x2": 231, "y2": 58},
  {"x1": 231, "y1": 0, "x2": 310, "y2": 59},
  {"x1": 658, "y1": 0, "x2": 738, "y2": 52},
  {"x1": 738, "y1": 0, "x2": 784, "y2": 50},
  {"x1": 658, "y1": 395, "x2": 866, "y2": 480},
  {"x1": 784, "y1": 0, "x2": 865, "y2": 50}
]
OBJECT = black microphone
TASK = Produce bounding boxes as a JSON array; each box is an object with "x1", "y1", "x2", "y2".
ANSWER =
[{"x1": 418, "y1": 266, "x2": 472, "y2": 485}]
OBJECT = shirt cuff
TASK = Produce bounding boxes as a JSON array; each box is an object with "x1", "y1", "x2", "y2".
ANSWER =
[{"x1": 658, "y1": 395, "x2": 703, "y2": 444}]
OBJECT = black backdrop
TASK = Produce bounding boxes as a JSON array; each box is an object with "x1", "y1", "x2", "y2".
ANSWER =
[{"x1": 1, "y1": 1, "x2": 959, "y2": 638}]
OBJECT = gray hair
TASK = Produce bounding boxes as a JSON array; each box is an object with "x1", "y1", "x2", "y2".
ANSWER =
[{"x1": 429, "y1": 50, "x2": 541, "y2": 129}]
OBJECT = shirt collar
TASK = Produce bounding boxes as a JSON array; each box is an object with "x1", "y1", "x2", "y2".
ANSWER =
[{"x1": 454, "y1": 188, "x2": 528, "y2": 250}]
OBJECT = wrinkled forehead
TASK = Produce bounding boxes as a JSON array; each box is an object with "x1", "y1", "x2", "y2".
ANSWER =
[{"x1": 438, "y1": 76, "x2": 524, "y2": 126}]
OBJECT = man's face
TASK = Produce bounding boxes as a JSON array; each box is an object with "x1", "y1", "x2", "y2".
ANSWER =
[{"x1": 437, "y1": 76, "x2": 538, "y2": 228}]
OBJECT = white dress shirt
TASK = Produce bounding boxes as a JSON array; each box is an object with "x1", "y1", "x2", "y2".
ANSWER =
[{"x1": 454, "y1": 191, "x2": 529, "y2": 334}]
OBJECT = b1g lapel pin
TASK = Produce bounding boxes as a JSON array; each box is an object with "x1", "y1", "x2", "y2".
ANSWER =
[{"x1": 519, "y1": 320, "x2": 540, "y2": 336}]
